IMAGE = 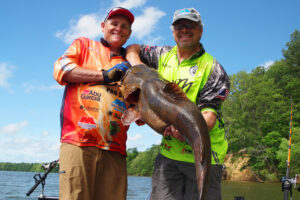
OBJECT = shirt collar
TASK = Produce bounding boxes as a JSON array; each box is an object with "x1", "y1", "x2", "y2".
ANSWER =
[
  {"x1": 100, "y1": 37, "x2": 126, "y2": 58},
  {"x1": 189, "y1": 43, "x2": 205, "y2": 60}
]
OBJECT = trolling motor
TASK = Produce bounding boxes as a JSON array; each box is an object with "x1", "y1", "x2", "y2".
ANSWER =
[{"x1": 26, "y1": 159, "x2": 60, "y2": 200}]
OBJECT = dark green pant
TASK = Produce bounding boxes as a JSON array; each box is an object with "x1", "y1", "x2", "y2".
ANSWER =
[{"x1": 150, "y1": 153, "x2": 222, "y2": 200}]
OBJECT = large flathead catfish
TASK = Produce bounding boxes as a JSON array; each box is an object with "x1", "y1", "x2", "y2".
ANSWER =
[{"x1": 121, "y1": 64, "x2": 211, "y2": 200}]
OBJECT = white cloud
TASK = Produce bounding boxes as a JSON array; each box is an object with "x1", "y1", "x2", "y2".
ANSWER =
[
  {"x1": 55, "y1": 0, "x2": 147, "y2": 44},
  {"x1": 155, "y1": 139, "x2": 161, "y2": 145},
  {"x1": 112, "y1": 0, "x2": 146, "y2": 9},
  {"x1": 50, "y1": 142, "x2": 60, "y2": 152},
  {"x1": 261, "y1": 60, "x2": 274, "y2": 69},
  {"x1": 132, "y1": 7, "x2": 166, "y2": 40},
  {"x1": 0, "y1": 137, "x2": 59, "y2": 163},
  {"x1": 128, "y1": 133, "x2": 143, "y2": 141},
  {"x1": 145, "y1": 36, "x2": 165, "y2": 46},
  {"x1": 14, "y1": 137, "x2": 29, "y2": 144},
  {"x1": 0, "y1": 129, "x2": 60, "y2": 162},
  {"x1": 127, "y1": 131, "x2": 147, "y2": 150},
  {"x1": 126, "y1": 125, "x2": 162, "y2": 151},
  {"x1": 42, "y1": 131, "x2": 49, "y2": 136},
  {"x1": 55, "y1": 2, "x2": 165, "y2": 44},
  {"x1": 56, "y1": 13, "x2": 102, "y2": 44},
  {"x1": 0, "y1": 121, "x2": 28, "y2": 134},
  {"x1": 0, "y1": 62, "x2": 15, "y2": 88},
  {"x1": 22, "y1": 83, "x2": 64, "y2": 93}
]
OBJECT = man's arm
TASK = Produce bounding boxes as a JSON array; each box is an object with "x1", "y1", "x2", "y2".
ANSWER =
[
  {"x1": 201, "y1": 110, "x2": 216, "y2": 130},
  {"x1": 62, "y1": 67, "x2": 104, "y2": 83},
  {"x1": 197, "y1": 61, "x2": 230, "y2": 110},
  {"x1": 163, "y1": 110, "x2": 216, "y2": 141},
  {"x1": 126, "y1": 44, "x2": 144, "y2": 66},
  {"x1": 62, "y1": 62, "x2": 130, "y2": 83},
  {"x1": 126, "y1": 44, "x2": 173, "y2": 69},
  {"x1": 54, "y1": 37, "x2": 130, "y2": 85}
]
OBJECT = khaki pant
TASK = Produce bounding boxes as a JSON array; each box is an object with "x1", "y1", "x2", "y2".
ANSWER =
[{"x1": 59, "y1": 143, "x2": 127, "y2": 200}]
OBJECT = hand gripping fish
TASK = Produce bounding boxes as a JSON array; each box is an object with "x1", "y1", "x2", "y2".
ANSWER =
[{"x1": 121, "y1": 64, "x2": 211, "y2": 200}]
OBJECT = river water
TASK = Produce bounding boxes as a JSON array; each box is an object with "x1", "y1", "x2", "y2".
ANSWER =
[{"x1": 0, "y1": 171, "x2": 299, "y2": 200}]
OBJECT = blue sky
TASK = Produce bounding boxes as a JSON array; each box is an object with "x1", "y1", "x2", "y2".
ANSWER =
[{"x1": 1, "y1": 0, "x2": 299, "y2": 163}]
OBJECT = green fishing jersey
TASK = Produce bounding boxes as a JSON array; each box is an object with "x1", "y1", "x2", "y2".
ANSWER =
[{"x1": 139, "y1": 44, "x2": 230, "y2": 164}]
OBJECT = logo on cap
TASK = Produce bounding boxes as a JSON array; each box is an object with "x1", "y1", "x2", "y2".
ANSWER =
[
  {"x1": 172, "y1": 8, "x2": 202, "y2": 25},
  {"x1": 178, "y1": 9, "x2": 191, "y2": 15}
]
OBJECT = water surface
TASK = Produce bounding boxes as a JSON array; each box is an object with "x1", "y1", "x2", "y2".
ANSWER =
[{"x1": 0, "y1": 171, "x2": 299, "y2": 200}]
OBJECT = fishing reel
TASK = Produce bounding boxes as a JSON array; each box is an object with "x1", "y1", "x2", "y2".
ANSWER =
[
  {"x1": 281, "y1": 174, "x2": 299, "y2": 194},
  {"x1": 42, "y1": 162, "x2": 52, "y2": 170},
  {"x1": 26, "y1": 159, "x2": 59, "y2": 199}
]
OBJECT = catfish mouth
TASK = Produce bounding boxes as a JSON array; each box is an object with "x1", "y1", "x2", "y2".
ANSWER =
[{"x1": 125, "y1": 88, "x2": 141, "y2": 104}]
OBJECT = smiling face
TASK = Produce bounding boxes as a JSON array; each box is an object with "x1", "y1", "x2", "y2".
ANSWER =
[
  {"x1": 172, "y1": 19, "x2": 203, "y2": 50},
  {"x1": 101, "y1": 15, "x2": 132, "y2": 49}
]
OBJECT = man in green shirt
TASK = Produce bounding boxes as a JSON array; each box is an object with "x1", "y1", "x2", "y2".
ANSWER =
[{"x1": 126, "y1": 8, "x2": 230, "y2": 200}]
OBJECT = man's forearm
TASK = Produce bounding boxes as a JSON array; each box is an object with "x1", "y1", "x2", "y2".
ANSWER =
[
  {"x1": 126, "y1": 44, "x2": 143, "y2": 65},
  {"x1": 62, "y1": 67, "x2": 104, "y2": 83},
  {"x1": 201, "y1": 111, "x2": 217, "y2": 130}
]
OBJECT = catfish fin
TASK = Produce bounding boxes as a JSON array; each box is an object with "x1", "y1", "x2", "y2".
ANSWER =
[
  {"x1": 163, "y1": 82, "x2": 189, "y2": 101},
  {"x1": 121, "y1": 107, "x2": 142, "y2": 126}
]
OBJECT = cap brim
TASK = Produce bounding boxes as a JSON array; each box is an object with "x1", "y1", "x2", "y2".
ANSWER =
[{"x1": 172, "y1": 16, "x2": 199, "y2": 24}]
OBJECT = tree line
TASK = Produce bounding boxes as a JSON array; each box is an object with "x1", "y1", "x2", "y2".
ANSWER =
[
  {"x1": 221, "y1": 29, "x2": 300, "y2": 181},
  {"x1": 0, "y1": 162, "x2": 59, "y2": 173},
  {"x1": 1, "y1": 30, "x2": 299, "y2": 182}
]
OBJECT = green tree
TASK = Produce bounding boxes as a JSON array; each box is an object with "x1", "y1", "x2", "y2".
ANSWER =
[
  {"x1": 127, "y1": 147, "x2": 139, "y2": 162},
  {"x1": 276, "y1": 127, "x2": 300, "y2": 177},
  {"x1": 222, "y1": 29, "x2": 300, "y2": 180},
  {"x1": 127, "y1": 145, "x2": 159, "y2": 176}
]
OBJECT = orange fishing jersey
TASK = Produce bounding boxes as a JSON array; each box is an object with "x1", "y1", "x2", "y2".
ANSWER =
[{"x1": 54, "y1": 37, "x2": 129, "y2": 155}]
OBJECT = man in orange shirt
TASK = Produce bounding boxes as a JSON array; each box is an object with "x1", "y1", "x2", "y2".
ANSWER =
[{"x1": 54, "y1": 7, "x2": 134, "y2": 200}]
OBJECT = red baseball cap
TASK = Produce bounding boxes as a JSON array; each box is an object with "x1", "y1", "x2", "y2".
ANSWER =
[{"x1": 105, "y1": 7, "x2": 134, "y2": 25}]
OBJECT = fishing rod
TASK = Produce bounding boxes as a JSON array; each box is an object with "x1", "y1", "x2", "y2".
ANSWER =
[
  {"x1": 26, "y1": 159, "x2": 59, "y2": 200},
  {"x1": 281, "y1": 100, "x2": 299, "y2": 200}
]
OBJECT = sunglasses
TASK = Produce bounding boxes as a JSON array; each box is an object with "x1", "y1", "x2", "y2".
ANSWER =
[{"x1": 173, "y1": 23, "x2": 198, "y2": 31}]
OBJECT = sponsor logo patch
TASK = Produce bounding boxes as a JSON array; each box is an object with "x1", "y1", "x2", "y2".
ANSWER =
[
  {"x1": 106, "y1": 88, "x2": 123, "y2": 97},
  {"x1": 111, "y1": 99, "x2": 126, "y2": 113},
  {"x1": 81, "y1": 90, "x2": 101, "y2": 101},
  {"x1": 80, "y1": 105, "x2": 99, "y2": 112},
  {"x1": 109, "y1": 121, "x2": 120, "y2": 136},
  {"x1": 175, "y1": 78, "x2": 193, "y2": 93},
  {"x1": 189, "y1": 65, "x2": 198, "y2": 76},
  {"x1": 78, "y1": 116, "x2": 97, "y2": 130}
]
